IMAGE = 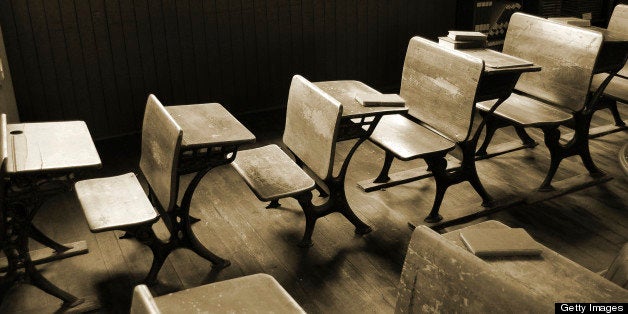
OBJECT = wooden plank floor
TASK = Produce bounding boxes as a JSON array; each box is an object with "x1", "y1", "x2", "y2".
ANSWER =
[{"x1": 1, "y1": 105, "x2": 626, "y2": 313}]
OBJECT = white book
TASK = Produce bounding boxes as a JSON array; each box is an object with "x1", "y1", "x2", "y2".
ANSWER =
[
  {"x1": 460, "y1": 228, "x2": 543, "y2": 257},
  {"x1": 354, "y1": 93, "x2": 405, "y2": 107}
]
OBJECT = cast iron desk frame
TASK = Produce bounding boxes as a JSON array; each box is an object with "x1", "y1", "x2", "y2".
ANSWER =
[
  {"x1": 158, "y1": 104, "x2": 256, "y2": 276},
  {"x1": 0, "y1": 121, "x2": 101, "y2": 307},
  {"x1": 356, "y1": 49, "x2": 540, "y2": 223}
]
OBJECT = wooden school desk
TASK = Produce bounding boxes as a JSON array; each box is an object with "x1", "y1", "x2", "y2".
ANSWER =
[
  {"x1": 164, "y1": 103, "x2": 255, "y2": 268},
  {"x1": 1, "y1": 120, "x2": 101, "y2": 307}
]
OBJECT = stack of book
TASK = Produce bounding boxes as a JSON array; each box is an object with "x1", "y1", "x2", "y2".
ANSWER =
[{"x1": 438, "y1": 31, "x2": 487, "y2": 50}]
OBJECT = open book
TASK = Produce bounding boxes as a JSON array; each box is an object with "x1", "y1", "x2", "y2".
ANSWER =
[
  {"x1": 354, "y1": 93, "x2": 405, "y2": 107},
  {"x1": 460, "y1": 228, "x2": 543, "y2": 257}
]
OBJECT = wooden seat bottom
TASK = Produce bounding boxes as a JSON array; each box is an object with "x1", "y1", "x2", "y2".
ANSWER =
[
  {"x1": 232, "y1": 144, "x2": 316, "y2": 201},
  {"x1": 591, "y1": 73, "x2": 628, "y2": 102},
  {"x1": 369, "y1": 115, "x2": 455, "y2": 161},
  {"x1": 477, "y1": 93, "x2": 573, "y2": 127},
  {"x1": 75, "y1": 173, "x2": 159, "y2": 233}
]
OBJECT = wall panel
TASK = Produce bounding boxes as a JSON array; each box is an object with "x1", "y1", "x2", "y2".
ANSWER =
[{"x1": 0, "y1": 0, "x2": 456, "y2": 139}]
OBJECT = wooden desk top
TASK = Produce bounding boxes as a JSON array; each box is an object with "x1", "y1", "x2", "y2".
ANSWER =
[
  {"x1": 6, "y1": 121, "x2": 101, "y2": 174},
  {"x1": 153, "y1": 274, "x2": 305, "y2": 313},
  {"x1": 462, "y1": 49, "x2": 542, "y2": 74},
  {"x1": 166, "y1": 103, "x2": 255, "y2": 149},
  {"x1": 443, "y1": 221, "x2": 628, "y2": 302},
  {"x1": 314, "y1": 80, "x2": 408, "y2": 119}
]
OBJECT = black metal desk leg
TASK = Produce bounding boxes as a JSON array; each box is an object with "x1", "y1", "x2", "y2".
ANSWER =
[{"x1": 178, "y1": 166, "x2": 230, "y2": 268}]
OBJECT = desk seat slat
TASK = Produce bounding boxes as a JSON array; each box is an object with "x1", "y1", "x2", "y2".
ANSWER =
[
  {"x1": 232, "y1": 145, "x2": 315, "y2": 201},
  {"x1": 591, "y1": 73, "x2": 628, "y2": 102},
  {"x1": 477, "y1": 93, "x2": 573, "y2": 127},
  {"x1": 369, "y1": 115, "x2": 455, "y2": 161},
  {"x1": 75, "y1": 173, "x2": 158, "y2": 233}
]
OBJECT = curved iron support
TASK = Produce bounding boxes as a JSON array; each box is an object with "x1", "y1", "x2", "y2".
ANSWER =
[
  {"x1": 1, "y1": 201, "x2": 83, "y2": 307},
  {"x1": 288, "y1": 117, "x2": 381, "y2": 247}
]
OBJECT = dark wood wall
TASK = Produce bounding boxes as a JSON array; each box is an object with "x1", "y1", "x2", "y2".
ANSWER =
[{"x1": 0, "y1": 0, "x2": 456, "y2": 139}]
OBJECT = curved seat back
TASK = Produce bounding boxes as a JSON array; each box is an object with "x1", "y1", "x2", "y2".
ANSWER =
[
  {"x1": 139, "y1": 95, "x2": 183, "y2": 212},
  {"x1": 282, "y1": 75, "x2": 342, "y2": 181},
  {"x1": 400, "y1": 36, "x2": 484, "y2": 143}
]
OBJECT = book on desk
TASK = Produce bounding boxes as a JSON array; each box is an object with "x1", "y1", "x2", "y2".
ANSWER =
[
  {"x1": 460, "y1": 228, "x2": 543, "y2": 257},
  {"x1": 447, "y1": 30, "x2": 488, "y2": 41},
  {"x1": 438, "y1": 36, "x2": 487, "y2": 49},
  {"x1": 354, "y1": 93, "x2": 405, "y2": 107}
]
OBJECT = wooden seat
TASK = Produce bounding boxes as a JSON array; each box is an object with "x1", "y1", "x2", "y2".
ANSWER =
[
  {"x1": 370, "y1": 115, "x2": 455, "y2": 160},
  {"x1": 477, "y1": 13, "x2": 605, "y2": 190},
  {"x1": 232, "y1": 145, "x2": 315, "y2": 201},
  {"x1": 590, "y1": 71, "x2": 628, "y2": 132},
  {"x1": 367, "y1": 36, "x2": 490, "y2": 222},
  {"x1": 75, "y1": 95, "x2": 229, "y2": 284},
  {"x1": 477, "y1": 93, "x2": 573, "y2": 127},
  {"x1": 396, "y1": 221, "x2": 628, "y2": 312},
  {"x1": 591, "y1": 74, "x2": 628, "y2": 102},
  {"x1": 130, "y1": 274, "x2": 305, "y2": 314},
  {"x1": 76, "y1": 173, "x2": 158, "y2": 232},
  {"x1": 233, "y1": 75, "x2": 365, "y2": 247},
  {"x1": 604, "y1": 243, "x2": 628, "y2": 289}
]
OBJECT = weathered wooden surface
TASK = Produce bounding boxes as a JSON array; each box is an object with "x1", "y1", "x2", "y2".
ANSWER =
[
  {"x1": 504, "y1": 13, "x2": 603, "y2": 112},
  {"x1": 396, "y1": 223, "x2": 549, "y2": 313},
  {"x1": 139, "y1": 95, "x2": 182, "y2": 212},
  {"x1": 591, "y1": 74, "x2": 628, "y2": 102},
  {"x1": 441, "y1": 221, "x2": 628, "y2": 303},
  {"x1": 5, "y1": 121, "x2": 101, "y2": 174},
  {"x1": 400, "y1": 36, "x2": 483, "y2": 143},
  {"x1": 232, "y1": 144, "x2": 315, "y2": 201},
  {"x1": 608, "y1": 4, "x2": 628, "y2": 34},
  {"x1": 75, "y1": 173, "x2": 158, "y2": 232},
  {"x1": 130, "y1": 285, "x2": 160, "y2": 314},
  {"x1": 369, "y1": 115, "x2": 455, "y2": 161},
  {"x1": 477, "y1": 93, "x2": 573, "y2": 127},
  {"x1": 314, "y1": 80, "x2": 408, "y2": 119},
  {"x1": 283, "y1": 75, "x2": 342, "y2": 181},
  {"x1": 396, "y1": 221, "x2": 628, "y2": 313},
  {"x1": 145, "y1": 274, "x2": 306, "y2": 313},
  {"x1": 166, "y1": 103, "x2": 255, "y2": 149},
  {"x1": 604, "y1": 243, "x2": 628, "y2": 288}
]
